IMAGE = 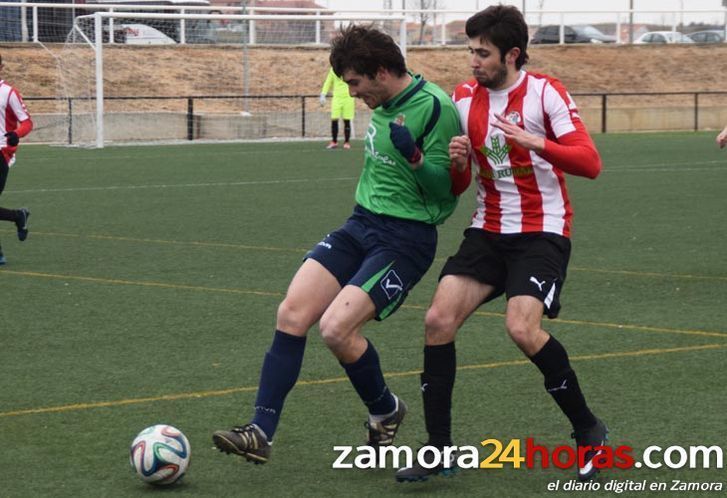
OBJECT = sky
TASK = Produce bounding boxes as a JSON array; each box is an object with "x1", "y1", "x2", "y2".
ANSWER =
[{"x1": 321, "y1": 0, "x2": 727, "y2": 25}]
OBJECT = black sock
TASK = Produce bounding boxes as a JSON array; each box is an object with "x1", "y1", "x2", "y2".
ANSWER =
[
  {"x1": 331, "y1": 120, "x2": 339, "y2": 143},
  {"x1": 342, "y1": 339, "x2": 396, "y2": 415},
  {"x1": 343, "y1": 120, "x2": 351, "y2": 142},
  {"x1": 251, "y1": 330, "x2": 307, "y2": 441},
  {"x1": 422, "y1": 342, "x2": 456, "y2": 448},
  {"x1": 530, "y1": 336, "x2": 597, "y2": 431},
  {"x1": 0, "y1": 207, "x2": 17, "y2": 222},
  {"x1": 0, "y1": 158, "x2": 8, "y2": 193}
]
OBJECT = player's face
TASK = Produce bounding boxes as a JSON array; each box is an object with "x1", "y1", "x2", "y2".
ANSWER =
[
  {"x1": 468, "y1": 37, "x2": 512, "y2": 90},
  {"x1": 342, "y1": 69, "x2": 389, "y2": 109}
]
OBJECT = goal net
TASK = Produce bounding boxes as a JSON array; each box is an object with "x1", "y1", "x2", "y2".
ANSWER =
[{"x1": 54, "y1": 11, "x2": 407, "y2": 147}]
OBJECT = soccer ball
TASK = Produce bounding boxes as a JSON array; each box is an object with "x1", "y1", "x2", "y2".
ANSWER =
[{"x1": 130, "y1": 424, "x2": 190, "y2": 485}]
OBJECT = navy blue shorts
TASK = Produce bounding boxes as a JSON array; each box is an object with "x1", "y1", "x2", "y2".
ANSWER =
[{"x1": 305, "y1": 205, "x2": 437, "y2": 320}]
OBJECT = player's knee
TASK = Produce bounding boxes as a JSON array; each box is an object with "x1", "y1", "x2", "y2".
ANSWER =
[
  {"x1": 318, "y1": 314, "x2": 350, "y2": 351},
  {"x1": 505, "y1": 317, "x2": 538, "y2": 349},
  {"x1": 276, "y1": 298, "x2": 315, "y2": 335},
  {"x1": 424, "y1": 306, "x2": 459, "y2": 342}
]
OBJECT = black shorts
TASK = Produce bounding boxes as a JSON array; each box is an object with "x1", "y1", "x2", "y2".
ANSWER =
[
  {"x1": 0, "y1": 155, "x2": 8, "y2": 195},
  {"x1": 440, "y1": 229, "x2": 571, "y2": 318}
]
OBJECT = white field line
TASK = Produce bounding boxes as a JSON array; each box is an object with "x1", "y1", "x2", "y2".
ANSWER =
[{"x1": 5, "y1": 176, "x2": 358, "y2": 194}]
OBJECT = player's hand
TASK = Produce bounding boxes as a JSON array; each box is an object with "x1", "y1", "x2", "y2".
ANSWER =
[
  {"x1": 4, "y1": 131, "x2": 19, "y2": 147},
  {"x1": 491, "y1": 113, "x2": 544, "y2": 152},
  {"x1": 717, "y1": 126, "x2": 727, "y2": 149},
  {"x1": 389, "y1": 122, "x2": 423, "y2": 166},
  {"x1": 319, "y1": 94, "x2": 326, "y2": 106},
  {"x1": 449, "y1": 135, "x2": 471, "y2": 172}
]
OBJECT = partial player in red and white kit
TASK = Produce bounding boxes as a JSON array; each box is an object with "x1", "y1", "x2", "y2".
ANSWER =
[
  {"x1": 0, "y1": 53, "x2": 33, "y2": 265},
  {"x1": 396, "y1": 6, "x2": 607, "y2": 484},
  {"x1": 451, "y1": 68, "x2": 600, "y2": 236},
  {"x1": 717, "y1": 124, "x2": 727, "y2": 149}
]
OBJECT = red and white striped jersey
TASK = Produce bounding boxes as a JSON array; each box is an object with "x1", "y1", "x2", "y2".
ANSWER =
[
  {"x1": 0, "y1": 79, "x2": 33, "y2": 166},
  {"x1": 452, "y1": 70, "x2": 601, "y2": 237}
]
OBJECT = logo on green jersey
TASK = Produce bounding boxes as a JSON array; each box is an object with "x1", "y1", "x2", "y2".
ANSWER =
[
  {"x1": 481, "y1": 135, "x2": 511, "y2": 165},
  {"x1": 365, "y1": 122, "x2": 396, "y2": 166}
]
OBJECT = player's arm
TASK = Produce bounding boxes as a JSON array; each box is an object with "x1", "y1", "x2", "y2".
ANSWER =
[
  {"x1": 4, "y1": 90, "x2": 33, "y2": 147},
  {"x1": 538, "y1": 80, "x2": 600, "y2": 178},
  {"x1": 411, "y1": 156, "x2": 453, "y2": 199},
  {"x1": 491, "y1": 82, "x2": 601, "y2": 179},
  {"x1": 321, "y1": 68, "x2": 334, "y2": 96},
  {"x1": 389, "y1": 104, "x2": 460, "y2": 199},
  {"x1": 448, "y1": 135, "x2": 472, "y2": 195},
  {"x1": 320, "y1": 69, "x2": 335, "y2": 105},
  {"x1": 537, "y1": 123, "x2": 600, "y2": 178},
  {"x1": 14, "y1": 118, "x2": 33, "y2": 137}
]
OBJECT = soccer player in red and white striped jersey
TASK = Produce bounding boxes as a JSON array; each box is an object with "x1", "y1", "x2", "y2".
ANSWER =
[
  {"x1": 396, "y1": 6, "x2": 607, "y2": 483},
  {"x1": 0, "y1": 53, "x2": 33, "y2": 265}
]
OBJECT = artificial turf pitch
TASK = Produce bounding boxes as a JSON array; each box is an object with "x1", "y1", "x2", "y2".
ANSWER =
[{"x1": 0, "y1": 132, "x2": 725, "y2": 496}]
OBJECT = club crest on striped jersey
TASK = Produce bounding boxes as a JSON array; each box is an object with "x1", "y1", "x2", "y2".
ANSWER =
[
  {"x1": 481, "y1": 135, "x2": 511, "y2": 165},
  {"x1": 505, "y1": 111, "x2": 521, "y2": 124}
]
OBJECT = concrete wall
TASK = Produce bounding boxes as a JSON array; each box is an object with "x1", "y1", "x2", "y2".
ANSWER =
[{"x1": 578, "y1": 107, "x2": 727, "y2": 134}]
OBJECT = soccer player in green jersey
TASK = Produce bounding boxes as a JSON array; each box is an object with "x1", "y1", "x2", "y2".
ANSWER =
[
  {"x1": 320, "y1": 67, "x2": 355, "y2": 149},
  {"x1": 213, "y1": 25, "x2": 463, "y2": 464}
]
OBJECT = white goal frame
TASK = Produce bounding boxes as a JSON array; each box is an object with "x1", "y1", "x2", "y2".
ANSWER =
[{"x1": 76, "y1": 11, "x2": 407, "y2": 148}]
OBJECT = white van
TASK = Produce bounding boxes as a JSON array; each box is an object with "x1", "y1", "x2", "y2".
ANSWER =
[{"x1": 120, "y1": 24, "x2": 177, "y2": 45}]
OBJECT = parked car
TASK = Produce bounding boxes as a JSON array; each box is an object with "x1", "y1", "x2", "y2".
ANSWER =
[
  {"x1": 530, "y1": 24, "x2": 616, "y2": 44},
  {"x1": 120, "y1": 23, "x2": 176, "y2": 45},
  {"x1": 687, "y1": 30, "x2": 725, "y2": 43},
  {"x1": 634, "y1": 31, "x2": 694, "y2": 44}
]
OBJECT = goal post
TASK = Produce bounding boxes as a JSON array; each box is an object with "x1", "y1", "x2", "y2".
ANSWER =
[
  {"x1": 60, "y1": 11, "x2": 407, "y2": 147},
  {"x1": 94, "y1": 12, "x2": 104, "y2": 148}
]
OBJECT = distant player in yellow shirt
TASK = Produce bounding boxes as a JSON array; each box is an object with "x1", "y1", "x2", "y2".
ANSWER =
[{"x1": 320, "y1": 67, "x2": 355, "y2": 149}]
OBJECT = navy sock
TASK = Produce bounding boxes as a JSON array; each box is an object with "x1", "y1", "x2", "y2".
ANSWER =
[
  {"x1": 530, "y1": 336, "x2": 597, "y2": 431},
  {"x1": 342, "y1": 339, "x2": 396, "y2": 416},
  {"x1": 0, "y1": 207, "x2": 17, "y2": 222},
  {"x1": 251, "y1": 330, "x2": 306, "y2": 441}
]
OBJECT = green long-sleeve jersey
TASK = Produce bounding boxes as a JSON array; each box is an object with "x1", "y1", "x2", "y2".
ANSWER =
[{"x1": 356, "y1": 74, "x2": 461, "y2": 225}]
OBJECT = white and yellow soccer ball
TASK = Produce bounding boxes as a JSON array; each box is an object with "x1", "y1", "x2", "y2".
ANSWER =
[{"x1": 130, "y1": 424, "x2": 190, "y2": 485}]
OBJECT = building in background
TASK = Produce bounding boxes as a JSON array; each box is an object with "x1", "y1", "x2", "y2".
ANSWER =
[{"x1": 209, "y1": 0, "x2": 332, "y2": 44}]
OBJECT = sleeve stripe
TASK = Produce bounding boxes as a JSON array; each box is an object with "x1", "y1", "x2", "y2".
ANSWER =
[{"x1": 416, "y1": 92, "x2": 441, "y2": 150}]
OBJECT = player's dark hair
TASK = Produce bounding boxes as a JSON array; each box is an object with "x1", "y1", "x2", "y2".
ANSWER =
[
  {"x1": 329, "y1": 24, "x2": 407, "y2": 79},
  {"x1": 465, "y1": 5, "x2": 529, "y2": 69}
]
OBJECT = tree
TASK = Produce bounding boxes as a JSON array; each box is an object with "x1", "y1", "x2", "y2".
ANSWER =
[{"x1": 407, "y1": 0, "x2": 440, "y2": 45}]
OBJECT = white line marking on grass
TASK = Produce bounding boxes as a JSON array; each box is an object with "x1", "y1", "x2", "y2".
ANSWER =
[
  {"x1": 5, "y1": 176, "x2": 357, "y2": 194},
  {"x1": 603, "y1": 159, "x2": 725, "y2": 172},
  {"x1": 3, "y1": 270, "x2": 727, "y2": 338},
  {"x1": 2, "y1": 230, "x2": 726, "y2": 283},
  {"x1": 1, "y1": 343, "x2": 722, "y2": 418}
]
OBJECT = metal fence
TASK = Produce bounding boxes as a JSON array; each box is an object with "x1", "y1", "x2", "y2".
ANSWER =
[
  {"x1": 24, "y1": 90, "x2": 727, "y2": 146},
  {"x1": 2, "y1": 2, "x2": 726, "y2": 46},
  {"x1": 574, "y1": 91, "x2": 727, "y2": 134}
]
